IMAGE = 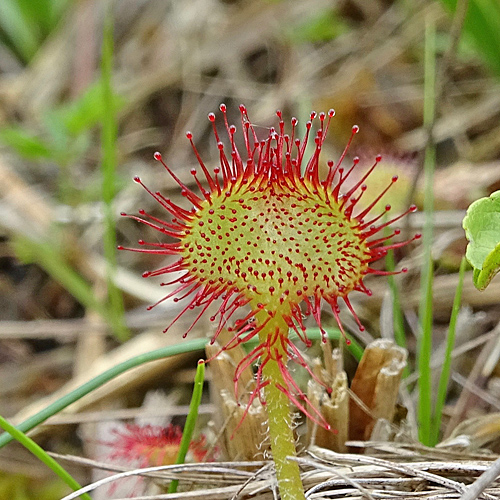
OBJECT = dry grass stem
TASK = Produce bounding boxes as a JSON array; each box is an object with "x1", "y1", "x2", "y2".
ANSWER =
[
  {"x1": 206, "y1": 336, "x2": 270, "y2": 462},
  {"x1": 51, "y1": 443, "x2": 500, "y2": 500},
  {"x1": 349, "y1": 340, "x2": 407, "y2": 441}
]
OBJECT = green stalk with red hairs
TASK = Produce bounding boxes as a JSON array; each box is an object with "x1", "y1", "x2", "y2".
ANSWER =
[{"x1": 121, "y1": 104, "x2": 418, "y2": 499}]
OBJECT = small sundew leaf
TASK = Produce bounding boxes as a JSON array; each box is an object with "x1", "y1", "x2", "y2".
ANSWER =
[{"x1": 463, "y1": 190, "x2": 500, "y2": 290}]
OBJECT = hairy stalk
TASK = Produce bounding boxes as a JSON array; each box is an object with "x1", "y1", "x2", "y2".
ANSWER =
[
  {"x1": 257, "y1": 309, "x2": 305, "y2": 500},
  {"x1": 263, "y1": 373, "x2": 305, "y2": 499}
]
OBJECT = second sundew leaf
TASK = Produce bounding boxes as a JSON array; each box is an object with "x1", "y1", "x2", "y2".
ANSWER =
[{"x1": 463, "y1": 190, "x2": 500, "y2": 290}]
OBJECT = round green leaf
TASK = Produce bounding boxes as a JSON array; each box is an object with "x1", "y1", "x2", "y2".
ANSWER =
[{"x1": 463, "y1": 190, "x2": 500, "y2": 290}]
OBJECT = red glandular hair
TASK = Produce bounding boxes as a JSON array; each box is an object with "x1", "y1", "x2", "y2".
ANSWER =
[{"x1": 120, "y1": 104, "x2": 419, "y2": 424}]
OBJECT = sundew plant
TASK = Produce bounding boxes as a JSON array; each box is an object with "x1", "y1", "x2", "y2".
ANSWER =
[{"x1": 121, "y1": 104, "x2": 419, "y2": 500}]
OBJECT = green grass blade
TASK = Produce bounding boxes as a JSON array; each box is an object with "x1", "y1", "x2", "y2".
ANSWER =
[
  {"x1": 16, "y1": 0, "x2": 52, "y2": 35},
  {"x1": 0, "y1": 0, "x2": 71, "y2": 62},
  {"x1": 417, "y1": 16, "x2": 437, "y2": 446},
  {"x1": 430, "y1": 256, "x2": 467, "y2": 445},
  {"x1": 438, "y1": 0, "x2": 500, "y2": 77},
  {"x1": 418, "y1": 251, "x2": 434, "y2": 445},
  {"x1": 0, "y1": 337, "x2": 208, "y2": 450},
  {"x1": 100, "y1": 4, "x2": 128, "y2": 341},
  {"x1": 0, "y1": 414, "x2": 92, "y2": 500},
  {"x1": 0, "y1": 330, "x2": 346, "y2": 452},
  {"x1": 0, "y1": 0, "x2": 39, "y2": 61},
  {"x1": 168, "y1": 359, "x2": 205, "y2": 493}
]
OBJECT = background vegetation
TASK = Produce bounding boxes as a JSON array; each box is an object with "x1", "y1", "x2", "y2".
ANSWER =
[{"x1": 0, "y1": 0, "x2": 500, "y2": 498}]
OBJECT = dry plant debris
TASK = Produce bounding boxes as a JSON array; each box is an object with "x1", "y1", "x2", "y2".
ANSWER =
[{"x1": 51, "y1": 444, "x2": 500, "y2": 500}]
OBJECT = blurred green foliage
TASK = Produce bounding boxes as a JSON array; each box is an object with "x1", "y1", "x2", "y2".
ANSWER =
[
  {"x1": 0, "y1": 0, "x2": 71, "y2": 63},
  {"x1": 284, "y1": 9, "x2": 350, "y2": 43},
  {"x1": 438, "y1": 0, "x2": 500, "y2": 77},
  {"x1": 0, "y1": 473, "x2": 68, "y2": 500},
  {"x1": 0, "y1": 20, "x2": 129, "y2": 340},
  {"x1": 0, "y1": 81, "x2": 126, "y2": 204}
]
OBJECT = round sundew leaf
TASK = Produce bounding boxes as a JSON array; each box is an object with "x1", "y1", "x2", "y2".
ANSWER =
[{"x1": 463, "y1": 190, "x2": 500, "y2": 290}]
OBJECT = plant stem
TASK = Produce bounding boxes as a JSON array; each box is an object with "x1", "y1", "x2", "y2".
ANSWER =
[
  {"x1": 168, "y1": 359, "x2": 205, "y2": 493},
  {"x1": 0, "y1": 337, "x2": 208, "y2": 450},
  {"x1": 257, "y1": 310, "x2": 305, "y2": 500},
  {"x1": 100, "y1": 2, "x2": 128, "y2": 341},
  {"x1": 417, "y1": 15, "x2": 436, "y2": 446},
  {"x1": 430, "y1": 256, "x2": 467, "y2": 445},
  {"x1": 0, "y1": 414, "x2": 92, "y2": 500},
  {"x1": 263, "y1": 368, "x2": 305, "y2": 500}
]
